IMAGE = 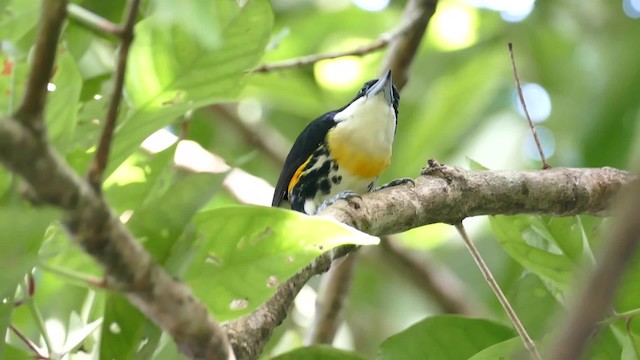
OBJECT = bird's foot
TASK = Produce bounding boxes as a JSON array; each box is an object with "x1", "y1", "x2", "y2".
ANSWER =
[
  {"x1": 316, "y1": 191, "x2": 361, "y2": 214},
  {"x1": 372, "y1": 177, "x2": 415, "y2": 192}
]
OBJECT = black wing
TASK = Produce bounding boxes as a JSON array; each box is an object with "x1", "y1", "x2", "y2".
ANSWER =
[{"x1": 272, "y1": 113, "x2": 337, "y2": 207}]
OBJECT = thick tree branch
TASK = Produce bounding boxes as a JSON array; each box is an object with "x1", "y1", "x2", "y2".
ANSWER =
[
  {"x1": 87, "y1": 0, "x2": 139, "y2": 189},
  {"x1": 322, "y1": 163, "x2": 632, "y2": 234},
  {"x1": 14, "y1": 0, "x2": 66, "y2": 135},
  {"x1": 548, "y1": 178, "x2": 640, "y2": 360}
]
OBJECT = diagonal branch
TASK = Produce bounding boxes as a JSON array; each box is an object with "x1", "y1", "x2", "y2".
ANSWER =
[
  {"x1": 14, "y1": 0, "x2": 67, "y2": 135},
  {"x1": 381, "y1": 0, "x2": 438, "y2": 89},
  {"x1": 87, "y1": 0, "x2": 140, "y2": 190},
  {"x1": 224, "y1": 246, "x2": 356, "y2": 360},
  {"x1": 0, "y1": 117, "x2": 232, "y2": 360}
]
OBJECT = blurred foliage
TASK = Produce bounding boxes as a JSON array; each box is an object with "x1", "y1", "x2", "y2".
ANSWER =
[{"x1": 0, "y1": 0, "x2": 638, "y2": 359}]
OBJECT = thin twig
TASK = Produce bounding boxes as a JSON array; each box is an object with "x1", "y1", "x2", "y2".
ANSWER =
[
  {"x1": 251, "y1": 12, "x2": 423, "y2": 73},
  {"x1": 211, "y1": 104, "x2": 290, "y2": 166},
  {"x1": 67, "y1": 3, "x2": 122, "y2": 37},
  {"x1": 39, "y1": 262, "x2": 107, "y2": 289},
  {"x1": 508, "y1": 43, "x2": 550, "y2": 169},
  {"x1": 10, "y1": 324, "x2": 48, "y2": 359},
  {"x1": 598, "y1": 308, "x2": 640, "y2": 327},
  {"x1": 87, "y1": 0, "x2": 140, "y2": 190},
  {"x1": 548, "y1": 179, "x2": 640, "y2": 360},
  {"x1": 305, "y1": 255, "x2": 358, "y2": 345},
  {"x1": 14, "y1": 0, "x2": 67, "y2": 135},
  {"x1": 454, "y1": 223, "x2": 542, "y2": 360},
  {"x1": 378, "y1": 236, "x2": 477, "y2": 315}
]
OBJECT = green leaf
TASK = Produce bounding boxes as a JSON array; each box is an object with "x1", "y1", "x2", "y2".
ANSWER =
[
  {"x1": 378, "y1": 315, "x2": 515, "y2": 360},
  {"x1": 0, "y1": 344, "x2": 32, "y2": 360},
  {"x1": 0, "y1": 291, "x2": 14, "y2": 359},
  {"x1": 533, "y1": 216, "x2": 584, "y2": 264},
  {"x1": 127, "y1": 172, "x2": 225, "y2": 262},
  {"x1": 272, "y1": 345, "x2": 366, "y2": 360},
  {"x1": 100, "y1": 172, "x2": 223, "y2": 358},
  {"x1": 46, "y1": 51, "x2": 83, "y2": 151},
  {"x1": 186, "y1": 205, "x2": 379, "y2": 321},
  {"x1": 0, "y1": 207, "x2": 57, "y2": 294},
  {"x1": 508, "y1": 274, "x2": 560, "y2": 339},
  {"x1": 622, "y1": 330, "x2": 640, "y2": 360},
  {"x1": 489, "y1": 215, "x2": 575, "y2": 291},
  {"x1": 467, "y1": 337, "x2": 524, "y2": 360},
  {"x1": 0, "y1": 1, "x2": 39, "y2": 53},
  {"x1": 110, "y1": 0, "x2": 273, "y2": 175},
  {"x1": 100, "y1": 294, "x2": 160, "y2": 360}
]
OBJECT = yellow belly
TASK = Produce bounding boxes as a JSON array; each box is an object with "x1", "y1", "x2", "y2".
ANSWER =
[{"x1": 327, "y1": 130, "x2": 391, "y2": 179}]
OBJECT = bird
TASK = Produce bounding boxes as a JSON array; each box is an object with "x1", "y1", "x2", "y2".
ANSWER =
[{"x1": 272, "y1": 70, "x2": 410, "y2": 215}]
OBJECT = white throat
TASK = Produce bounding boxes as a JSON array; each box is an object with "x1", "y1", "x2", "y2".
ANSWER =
[{"x1": 332, "y1": 95, "x2": 396, "y2": 155}]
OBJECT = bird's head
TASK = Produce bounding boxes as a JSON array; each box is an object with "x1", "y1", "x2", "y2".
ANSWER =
[{"x1": 340, "y1": 70, "x2": 399, "y2": 118}]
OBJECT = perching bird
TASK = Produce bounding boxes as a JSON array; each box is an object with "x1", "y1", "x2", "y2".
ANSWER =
[{"x1": 272, "y1": 70, "x2": 409, "y2": 215}]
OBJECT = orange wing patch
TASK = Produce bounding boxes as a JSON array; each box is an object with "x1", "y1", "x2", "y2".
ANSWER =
[{"x1": 288, "y1": 156, "x2": 312, "y2": 193}]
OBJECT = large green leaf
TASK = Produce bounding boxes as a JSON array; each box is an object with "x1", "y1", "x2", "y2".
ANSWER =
[
  {"x1": 100, "y1": 172, "x2": 223, "y2": 358},
  {"x1": 530, "y1": 216, "x2": 585, "y2": 264},
  {"x1": 0, "y1": 207, "x2": 57, "y2": 294},
  {"x1": 489, "y1": 215, "x2": 575, "y2": 291},
  {"x1": 186, "y1": 206, "x2": 379, "y2": 321},
  {"x1": 272, "y1": 345, "x2": 366, "y2": 360},
  {"x1": 378, "y1": 315, "x2": 515, "y2": 360},
  {"x1": 46, "y1": 51, "x2": 83, "y2": 151},
  {"x1": 109, "y1": 0, "x2": 273, "y2": 175},
  {"x1": 100, "y1": 294, "x2": 159, "y2": 360}
]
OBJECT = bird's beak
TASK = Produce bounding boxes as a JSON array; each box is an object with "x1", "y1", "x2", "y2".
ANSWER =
[{"x1": 365, "y1": 70, "x2": 393, "y2": 105}]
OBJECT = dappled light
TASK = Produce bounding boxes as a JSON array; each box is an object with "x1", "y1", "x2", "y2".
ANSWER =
[{"x1": 428, "y1": 2, "x2": 478, "y2": 50}]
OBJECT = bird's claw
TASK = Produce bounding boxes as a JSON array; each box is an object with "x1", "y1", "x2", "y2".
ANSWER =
[
  {"x1": 373, "y1": 177, "x2": 415, "y2": 191},
  {"x1": 316, "y1": 191, "x2": 361, "y2": 213}
]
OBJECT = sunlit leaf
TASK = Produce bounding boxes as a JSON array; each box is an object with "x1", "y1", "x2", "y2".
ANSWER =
[
  {"x1": 272, "y1": 345, "x2": 366, "y2": 360},
  {"x1": 378, "y1": 316, "x2": 515, "y2": 360},
  {"x1": 110, "y1": 0, "x2": 273, "y2": 175},
  {"x1": 489, "y1": 215, "x2": 575, "y2": 291},
  {"x1": 100, "y1": 294, "x2": 159, "y2": 360},
  {"x1": 467, "y1": 337, "x2": 524, "y2": 360},
  {"x1": 101, "y1": 172, "x2": 223, "y2": 358},
  {"x1": 0, "y1": 207, "x2": 57, "y2": 294},
  {"x1": 508, "y1": 274, "x2": 560, "y2": 338},
  {"x1": 187, "y1": 205, "x2": 379, "y2": 321},
  {"x1": 127, "y1": 172, "x2": 225, "y2": 262},
  {"x1": 46, "y1": 51, "x2": 82, "y2": 151}
]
